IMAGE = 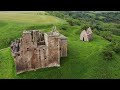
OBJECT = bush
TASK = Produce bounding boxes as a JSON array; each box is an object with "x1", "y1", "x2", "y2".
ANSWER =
[
  {"x1": 93, "y1": 29, "x2": 100, "y2": 35},
  {"x1": 110, "y1": 39, "x2": 120, "y2": 53},
  {"x1": 93, "y1": 24, "x2": 104, "y2": 31},
  {"x1": 66, "y1": 18, "x2": 73, "y2": 26},
  {"x1": 102, "y1": 47, "x2": 115, "y2": 60},
  {"x1": 66, "y1": 18, "x2": 81, "y2": 26},
  {"x1": 102, "y1": 39, "x2": 120, "y2": 54},
  {"x1": 81, "y1": 24, "x2": 90, "y2": 30},
  {"x1": 110, "y1": 29, "x2": 120, "y2": 36},
  {"x1": 73, "y1": 19, "x2": 81, "y2": 25},
  {"x1": 113, "y1": 44, "x2": 120, "y2": 53},
  {"x1": 99, "y1": 31, "x2": 112, "y2": 41}
]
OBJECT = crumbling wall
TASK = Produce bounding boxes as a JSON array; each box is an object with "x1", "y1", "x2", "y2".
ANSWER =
[
  {"x1": 80, "y1": 30, "x2": 89, "y2": 41},
  {"x1": 47, "y1": 36, "x2": 60, "y2": 67},
  {"x1": 11, "y1": 30, "x2": 67, "y2": 74},
  {"x1": 80, "y1": 27, "x2": 93, "y2": 41},
  {"x1": 60, "y1": 39, "x2": 67, "y2": 57}
]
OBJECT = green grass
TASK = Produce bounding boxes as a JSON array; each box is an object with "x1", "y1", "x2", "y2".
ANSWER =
[
  {"x1": 0, "y1": 21, "x2": 54, "y2": 49},
  {"x1": 0, "y1": 12, "x2": 67, "y2": 49},
  {"x1": 0, "y1": 48, "x2": 16, "y2": 79},
  {"x1": 0, "y1": 12, "x2": 120, "y2": 79},
  {"x1": 2, "y1": 25, "x2": 119, "y2": 79},
  {"x1": 0, "y1": 12, "x2": 66, "y2": 24}
]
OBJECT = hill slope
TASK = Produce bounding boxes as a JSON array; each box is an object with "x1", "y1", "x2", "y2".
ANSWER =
[
  {"x1": 0, "y1": 12, "x2": 120, "y2": 79},
  {"x1": 0, "y1": 12, "x2": 67, "y2": 49},
  {"x1": 0, "y1": 12, "x2": 66, "y2": 24},
  {"x1": 1, "y1": 26, "x2": 118, "y2": 79}
]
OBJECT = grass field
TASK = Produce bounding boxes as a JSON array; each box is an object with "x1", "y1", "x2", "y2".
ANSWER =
[
  {"x1": 0, "y1": 12, "x2": 66, "y2": 24},
  {"x1": 0, "y1": 12, "x2": 67, "y2": 49},
  {"x1": 0, "y1": 12, "x2": 120, "y2": 79}
]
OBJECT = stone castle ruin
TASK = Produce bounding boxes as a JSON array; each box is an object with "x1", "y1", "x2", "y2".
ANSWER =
[
  {"x1": 10, "y1": 26, "x2": 67, "y2": 74},
  {"x1": 80, "y1": 27, "x2": 93, "y2": 41}
]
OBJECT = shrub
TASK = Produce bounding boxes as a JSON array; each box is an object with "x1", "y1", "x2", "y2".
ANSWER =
[
  {"x1": 93, "y1": 24, "x2": 104, "y2": 31},
  {"x1": 113, "y1": 44, "x2": 120, "y2": 53},
  {"x1": 81, "y1": 24, "x2": 90, "y2": 30},
  {"x1": 99, "y1": 31, "x2": 112, "y2": 41},
  {"x1": 110, "y1": 29, "x2": 120, "y2": 36},
  {"x1": 66, "y1": 18, "x2": 81, "y2": 26},
  {"x1": 72, "y1": 19, "x2": 81, "y2": 25},
  {"x1": 110, "y1": 38, "x2": 120, "y2": 53},
  {"x1": 102, "y1": 48, "x2": 115, "y2": 60},
  {"x1": 93, "y1": 29, "x2": 100, "y2": 35},
  {"x1": 66, "y1": 18, "x2": 73, "y2": 26}
]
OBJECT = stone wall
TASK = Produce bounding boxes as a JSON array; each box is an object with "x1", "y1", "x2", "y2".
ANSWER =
[
  {"x1": 60, "y1": 39, "x2": 67, "y2": 57},
  {"x1": 11, "y1": 30, "x2": 67, "y2": 74},
  {"x1": 80, "y1": 27, "x2": 93, "y2": 42}
]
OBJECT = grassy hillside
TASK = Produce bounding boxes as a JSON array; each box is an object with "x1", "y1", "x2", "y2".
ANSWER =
[
  {"x1": 0, "y1": 11, "x2": 120, "y2": 79},
  {"x1": 0, "y1": 12, "x2": 67, "y2": 49},
  {"x1": 0, "y1": 48, "x2": 16, "y2": 79},
  {"x1": 1, "y1": 25, "x2": 120, "y2": 79},
  {"x1": 0, "y1": 12, "x2": 66, "y2": 24}
]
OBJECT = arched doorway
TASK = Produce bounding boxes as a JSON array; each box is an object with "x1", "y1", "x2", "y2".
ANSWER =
[{"x1": 83, "y1": 37, "x2": 84, "y2": 41}]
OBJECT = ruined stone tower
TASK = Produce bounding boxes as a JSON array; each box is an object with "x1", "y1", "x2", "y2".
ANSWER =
[
  {"x1": 11, "y1": 28, "x2": 67, "y2": 74},
  {"x1": 80, "y1": 27, "x2": 93, "y2": 41}
]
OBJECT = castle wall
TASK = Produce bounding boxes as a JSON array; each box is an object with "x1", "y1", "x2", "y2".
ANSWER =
[
  {"x1": 47, "y1": 36, "x2": 60, "y2": 67},
  {"x1": 60, "y1": 39, "x2": 67, "y2": 57},
  {"x1": 39, "y1": 46, "x2": 48, "y2": 68},
  {"x1": 11, "y1": 30, "x2": 67, "y2": 74},
  {"x1": 44, "y1": 33, "x2": 48, "y2": 46},
  {"x1": 14, "y1": 31, "x2": 50, "y2": 74},
  {"x1": 15, "y1": 56, "x2": 25, "y2": 73}
]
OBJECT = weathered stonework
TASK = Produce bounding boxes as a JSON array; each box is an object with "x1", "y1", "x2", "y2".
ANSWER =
[
  {"x1": 80, "y1": 27, "x2": 93, "y2": 41},
  {"x1": 11, "y1": 27, "x2": 67, "y2": 74}
]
